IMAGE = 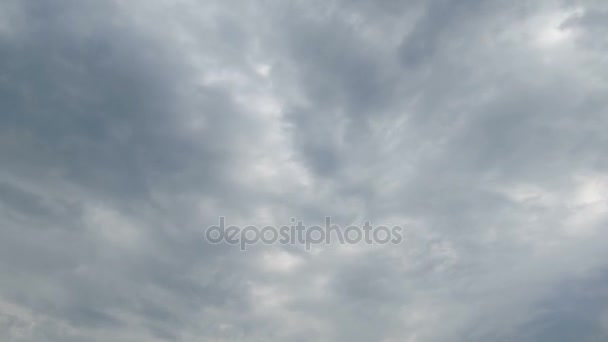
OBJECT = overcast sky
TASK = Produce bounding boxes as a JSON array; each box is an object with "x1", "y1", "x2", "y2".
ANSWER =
[{"x1": 1, "y1": 0, "x2": 608, "y2": 341}]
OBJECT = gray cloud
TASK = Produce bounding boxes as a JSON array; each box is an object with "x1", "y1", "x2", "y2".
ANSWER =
[{"x1": 1, "y1": 0, "x2": 607, "y2": 341}]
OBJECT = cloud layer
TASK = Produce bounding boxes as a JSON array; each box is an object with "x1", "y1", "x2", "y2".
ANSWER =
[{"x1": 1, "y1": 0, "x2": 608, "y2": 341}]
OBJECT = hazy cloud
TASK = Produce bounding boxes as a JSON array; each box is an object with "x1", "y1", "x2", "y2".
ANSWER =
[{"x1": 1, "y1": 0, "x2": 607, "y2": 341}]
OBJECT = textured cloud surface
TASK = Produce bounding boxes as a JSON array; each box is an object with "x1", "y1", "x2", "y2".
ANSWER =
[{"x1": 1, "y1": 0, "x2": 608, "y2": 341}]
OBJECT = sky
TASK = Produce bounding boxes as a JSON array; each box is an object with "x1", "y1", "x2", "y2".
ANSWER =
[{"x1": 1, "y1": 0, "x2": 608, "y2": 341}]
